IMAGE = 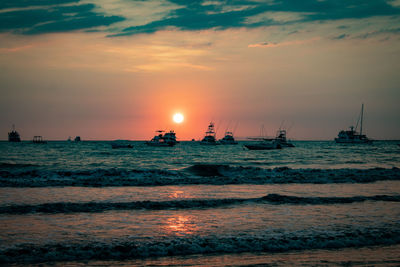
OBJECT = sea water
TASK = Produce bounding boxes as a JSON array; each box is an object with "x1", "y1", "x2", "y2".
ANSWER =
[{"x1": 0, "y1": 141, "x2": 399, "y2": 266}]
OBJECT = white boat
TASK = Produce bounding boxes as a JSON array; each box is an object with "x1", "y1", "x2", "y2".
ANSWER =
[
  {"x1": 219, "y1": 131, "x2": 238, "y2": 145},
  {"x1": 146, "y1": 130, "x2": 178, "y2": 147},
  {"x1": 335, "y1": 104, "x2": 372, "y2": 144},
  {"x1": 200, "y1": 122, "x2": 219, "y2": 145}
]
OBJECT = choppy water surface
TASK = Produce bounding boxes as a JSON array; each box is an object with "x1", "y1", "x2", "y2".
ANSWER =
[{"x1": 0, "y1": 140, "x2": 399, "y2": 265}]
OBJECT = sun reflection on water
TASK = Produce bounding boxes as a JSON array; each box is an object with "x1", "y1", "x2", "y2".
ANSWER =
[{"x1": 165, "y1": 215, "x2": 198, "y2": 236}]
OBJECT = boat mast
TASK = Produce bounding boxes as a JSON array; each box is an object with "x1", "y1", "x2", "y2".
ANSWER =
[{"x1": 360, "y1": 103, "x2": 364, "y2": 136}]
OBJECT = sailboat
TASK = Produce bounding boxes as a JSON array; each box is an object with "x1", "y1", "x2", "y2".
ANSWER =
[{"x1": 335, "y1": 103, "x2": 372, "y2": 144}]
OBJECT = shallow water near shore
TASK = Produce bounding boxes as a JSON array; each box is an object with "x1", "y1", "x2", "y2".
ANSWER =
[{"x1": 0, "y1": 140, "x2": 399, "y2": 265}]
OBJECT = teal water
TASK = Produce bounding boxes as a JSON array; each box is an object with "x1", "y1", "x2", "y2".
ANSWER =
[{"x1": 0, "y1": 141, "x2": 399, "y2": 265}]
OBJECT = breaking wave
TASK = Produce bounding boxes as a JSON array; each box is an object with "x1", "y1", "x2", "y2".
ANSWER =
[
  {"x1": 1, "y1": 194, "x2": 399, "y2": 214},
  {"x1": 1, "y1": 227, "x2": 400, "y2": 264},
  {"x1": 0, "y1": 164, "x2": 399, "y2": 187}
]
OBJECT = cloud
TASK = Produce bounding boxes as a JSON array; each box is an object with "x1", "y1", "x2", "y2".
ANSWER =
[
  {"x1": 0, "y1": 44, "x2": 33, "y2": 53},
  {"x1": 115, "y1": 0, "x2": 400, "y2": 36},
  {"x1": 0, "y1": 0, "x2": 399, "y2": 36},
  {"x1": 332, "y1": 33, "x2": 349, "y2": 40},
  {"x1": 248, "y1": 37, "x2": 320, "y2": 48},
  {"x1": 0, "y1": 0, "x2": 79, "y2": 10},
  {"x1": 0, "y1": 2, "x2": 124, "y2": 34}
]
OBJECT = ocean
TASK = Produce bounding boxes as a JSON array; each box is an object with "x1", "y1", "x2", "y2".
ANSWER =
[{"x1": 0, "y1": 140, "x2": 399, "y2": 266}]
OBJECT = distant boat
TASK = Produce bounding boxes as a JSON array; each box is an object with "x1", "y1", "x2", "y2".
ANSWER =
[
  {"x1": 146, "y1": 130, "x2": 178, "y2": 147},
  {"x1": 274, "y1": 129, "x2": 294, "y2": 147},
  {"x1": 74, "y1": 136, "x2": 81, "y2": 142},
  {"x1": 335, "y1": 103, "x2": 372, "y2": 144},
  {"x1": 200, "y1": 122, "x2": 219, "y2": 145},
  {"x1": 32, "y1": 136, "x2": 47, "y2": 144},
  {"x1": 219, "y1": 131, "x2": 238, "y2": 145},
  {"x1": 8, "y1": 125, "x2": 21, "y2": 142}
]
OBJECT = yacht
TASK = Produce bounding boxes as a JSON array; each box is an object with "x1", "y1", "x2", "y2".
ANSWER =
[
  {"x1": 200, "y1": 122, "x2": 219, "y2": 145},
  {"x1": 146, "y1": 130, "x2": 178, "y2": 147},
  {"x1": 8, "y1": 125, "x2": 21, "y2": 142},
  {"x1": 219, "y1": 131, "x2": 238, "y2": 145},
  {"x1": 335, "y1": 104, "x2": 372, "y2": 144}
]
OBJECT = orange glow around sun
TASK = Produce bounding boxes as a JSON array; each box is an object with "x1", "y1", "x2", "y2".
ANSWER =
[{"x1": 173, "y1": 113, "x2": 184, "y2": 123}]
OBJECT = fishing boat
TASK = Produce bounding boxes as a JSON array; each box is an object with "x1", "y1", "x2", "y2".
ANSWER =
[
  {"x1": 32, "y1": 136, "x2": 47, "y2": 144},
  {"x1": 335, "y1": 104, "x2": 372, "y2": 144},
  {"x1": 200, "y1": 122, "x2": 219, "y2": 145},
  {"x1": 274, "y1": 129, "x2": 294, "y2": 147},
  {"x1": 74, "y1": 136, "x2": 81, "y2": 142},
  {"x1": 219, "y1": 131, "x2": 238, "y2": 145},
  {"x1": 146, "y1": 130, "x2": 178, "y2": 147},
  {"x1": 8, "y1": 125, "x2": 21, "y2": 142}
]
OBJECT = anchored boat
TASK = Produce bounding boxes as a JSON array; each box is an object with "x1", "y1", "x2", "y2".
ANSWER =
[
  {"x1": 219, "y1": 131, "x2": 238, "y2": 145},
  {"x1": 8, "y1": 125, "x2": 21, "y2": 142},
  {"x1": 146, "y1": 130, "x2": 178, "y2": 147},
  {"x1": 200, "y1": 122, "x2": 219, "y2": 145},
  {"x1": 244, "y1": 139, "x2": 282, "y2": 150},
  {"x1": 32, "y1": 136, "x2": 47, "y2": 144},
  {"x1": 335, "y1": 103, "x2": 372, "y2": 144}
]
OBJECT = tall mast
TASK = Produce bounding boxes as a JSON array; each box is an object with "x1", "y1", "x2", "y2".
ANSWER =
[{"x1": 360, "y1": 103, "x2": 364, "y2": 136}]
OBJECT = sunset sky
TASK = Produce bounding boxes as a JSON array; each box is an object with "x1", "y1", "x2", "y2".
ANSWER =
[{"x1": 1, "y1": 0, "x2": 399, "y2": 140}]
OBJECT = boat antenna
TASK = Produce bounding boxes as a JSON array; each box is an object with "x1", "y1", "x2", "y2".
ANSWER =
[
  {"x1": 354, "y1": 104, "x2": 362, "y2": 132},
  {"x1": 225, "y1": 120, "x2": 231, "y2": 133},
  {"x1": 260, "y1": 124, "x2": 265, "y2": 137},
  {"x1": 233, "y1": 121, "x2": 239, "y2": 134},
  {"x1": 215, "y1": 119, "x2": 222, "y2": 135},
  {"x1": 360, "y1": 103, "x2": 364, "y2": 136},
  {"x1": 279, "y1": 120, "x2": 285, "y2": 131},
  {"x1": 287, "y1": 121, "x2": 294, "y2": 133}
]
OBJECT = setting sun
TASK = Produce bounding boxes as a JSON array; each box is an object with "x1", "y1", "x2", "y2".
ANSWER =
[{"x1": 173, "y1": 113, "x2": 184, "y2": 124}]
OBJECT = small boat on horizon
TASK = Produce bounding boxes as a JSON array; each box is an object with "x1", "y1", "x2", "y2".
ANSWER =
[
  {"x1": 146, "y1": 130, "x2": 178, "y2": 147},
  {"x1": 200, "y1": 122, "x2": 219, "y2": 145},
  {"x1": 219, "y1": 131, "x2": 238, "y2": 145},
  {"x1": 74, "y1": 136, "x2": 81, "y2": 142},
  {"x1": 32, "y1": 136, "x2": 47, "y2": 144},
  {"x1": 335, "y1": 103, "x2": 372, "y2": 144},
  {"x1": 8, "y1": 125, "x2": 21, "y2": 142}
]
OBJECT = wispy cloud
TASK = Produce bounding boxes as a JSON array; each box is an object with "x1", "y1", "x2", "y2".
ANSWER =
[
  {"x1": 248, "y1": 37, "x2": 320, "y2": 48},
  {"x1": 0, "y1": 44, "x2": 32, "y2": 53}
]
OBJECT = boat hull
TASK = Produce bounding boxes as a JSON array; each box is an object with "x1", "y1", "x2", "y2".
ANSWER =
[
  {"x1": 335, "y1": 138, "x2": 372, "y2": 144},
  {"x1": 146, "y1": 142, "x2": 176, "y2": 147},
  {"x1": 244, "y1": 143, "x2": 282, "y2": 150}
]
